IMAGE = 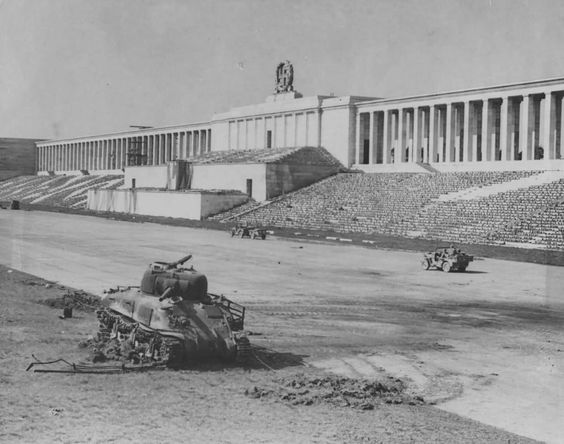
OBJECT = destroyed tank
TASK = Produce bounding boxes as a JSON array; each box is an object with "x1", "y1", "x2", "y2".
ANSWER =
[{"x1": 96, "y1": 254, "x2": 250, "y2": 366}]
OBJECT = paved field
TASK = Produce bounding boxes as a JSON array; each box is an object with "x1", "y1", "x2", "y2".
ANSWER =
[{"x1": 1, "y1": 210, "x2": 563, "y2": 443}]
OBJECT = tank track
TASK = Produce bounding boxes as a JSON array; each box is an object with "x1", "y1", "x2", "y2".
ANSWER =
[
  {"x1": 96, "y1": 308, "x2": 182, "y2": 367},
  {"x1": 235, "y1": 335, "x2": 252, "y2": 364}
]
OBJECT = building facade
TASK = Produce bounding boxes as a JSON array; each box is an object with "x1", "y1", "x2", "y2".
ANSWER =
[{"x1": 36, "y1": 76, "x2": 564, "y2": 174}]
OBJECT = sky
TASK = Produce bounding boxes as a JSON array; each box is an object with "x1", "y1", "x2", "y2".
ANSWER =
[{"x1": 2, "y1": 0, "x2": 564, "y2": 140}]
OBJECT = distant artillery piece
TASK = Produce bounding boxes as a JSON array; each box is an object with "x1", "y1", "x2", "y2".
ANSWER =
[
  {"x1": 230, "y1": 223, "x2": 267, "y2": 240},
  {"x1": 421, "y1": 246, "x2": 473, "y2": 272}
]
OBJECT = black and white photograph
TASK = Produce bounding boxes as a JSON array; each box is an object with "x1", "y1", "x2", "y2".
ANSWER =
[{"x1": 1, "y1": 0, "x2": 563, "y2": 443}]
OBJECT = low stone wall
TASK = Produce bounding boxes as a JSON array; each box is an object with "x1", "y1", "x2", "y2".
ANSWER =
[{"x1": 87, "y1": 189, "x2": 248, "y2": 220}]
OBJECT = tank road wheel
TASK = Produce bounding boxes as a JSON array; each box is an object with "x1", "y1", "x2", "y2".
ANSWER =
[
  {"x1": 421, "y1": 259, "x2": 431, "y2": 270},
  {"x1": 442, "y1": 262, "x2": 451, "y2": 273}
]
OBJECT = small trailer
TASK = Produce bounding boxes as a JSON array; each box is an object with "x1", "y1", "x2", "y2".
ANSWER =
[{"x1": 230, "y1": 223, "x2": 267, "y2": 240}]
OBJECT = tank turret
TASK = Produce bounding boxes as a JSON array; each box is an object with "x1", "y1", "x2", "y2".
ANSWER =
[
  {"x1": 95, "y1": 254, "x2": 250, "y2": 366},
  {"x1": 139, "y1": 255, "x2": 208, "y2": 300}
]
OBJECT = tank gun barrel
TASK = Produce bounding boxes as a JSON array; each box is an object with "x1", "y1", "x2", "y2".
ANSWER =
[{"x1": 168, "y1": 254, "x2": 192, "y2": 269}]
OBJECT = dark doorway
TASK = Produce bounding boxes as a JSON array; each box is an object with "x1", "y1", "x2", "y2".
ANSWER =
[
  {"x1": 266, "y1": 131, "x2": 272, "y2": 148},
  {"x1": 246, "y1": 179, "x2": 253, "y2": 197}
]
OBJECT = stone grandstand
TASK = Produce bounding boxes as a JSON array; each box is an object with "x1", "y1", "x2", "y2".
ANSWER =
[
  {"x1": 0, "y1": 175, "x2": 123, "y2": 209},
  {"x1": 217, "y1": 170, "x2": 564, "y2": 250},
  {"x1": 2, "y1": 150, "x2": 564, "y2": 250},
  {"x1": 188, "y1": 145, "x2": 343, "y2": 168}
]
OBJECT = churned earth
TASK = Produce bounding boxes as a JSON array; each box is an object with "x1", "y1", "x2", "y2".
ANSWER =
[{"x1": 1, "y1": 209, "x2": 563, "y2": 443}]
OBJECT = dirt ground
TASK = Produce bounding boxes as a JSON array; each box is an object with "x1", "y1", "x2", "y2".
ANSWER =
[{"x1": 1, "y1": 210, "x2": 563, "y2": 443}]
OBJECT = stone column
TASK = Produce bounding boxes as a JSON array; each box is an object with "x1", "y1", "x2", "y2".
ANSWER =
[
  {"x1": 428, "y1": 106, "x2": 436, "y2": 163},
  {"x1": 186, "y1": 132, "x2": 192, "y2": 158},
  {"x1": 397, "y1": 109, "x2": 404, "y2": 163},
  {"x1": 368, "y1": 112, "x2": 374, "y2": 164},
  {"x1": 409, "y1": 106, "x2": 416, "y2": 162},
  {"x1": 146, "y1": 135, "x2": 152, "y2": 165},
  {"x1": 201, "y1": 130, "x2": 207, "y2": 154},
  {"x1": 499, "y1": 97, "x2": 508, "y2": 161},
  {"x1": 355, "y1": 112, "x2": 361, "y2": 165},
  {"x1": 541, "y1": 91, "x2": 555, "y2": 159},
  {"x1": 445, "y1": 104, "x2": 453, "y2": 162},
  {"x1": 121, "y1": 138, "x2": 126, "y2": 168},
  {"x1": 560, "y1": 96, "x2": 564, "y2": 159},
  {"x1": 382, "y1": 110, "x2": 389, "y2": 164},
  {"x1": 462, "y1": 101, "x2": 470, "y2": 162},
  {"x1": 481, "y1": 100, "x2": 490, "y2": 161},
  {"x1": 103, "y1": 140, "x2": 108, "y2": 170}
]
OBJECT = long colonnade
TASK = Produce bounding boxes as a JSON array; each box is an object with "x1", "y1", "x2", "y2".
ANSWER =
[
  {"x1": 37, "y1": 126, "x2": 211, "y2": 172},
  {"x1": 227, "y1": 110, "x2": 321, "y2": 150},
  {"x1": 355, "y1": 84, "x2": 564, "y2": 166}
]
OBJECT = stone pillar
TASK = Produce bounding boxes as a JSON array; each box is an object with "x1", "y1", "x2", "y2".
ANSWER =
[
  {"x1": 445, "y1": 104, "x2": 453, "y2": 162},
  {"x1": 499, "y1": 97, "x2": 508, "y2": 161},
  {"x1": 155, "y1": 135, "x2": 161, "y2": 163},
  {"x1": 382, "y1": 110, "x2": 389, "y2": 164},
  {"x1": 405, "y1": 110, "x2": 411, "y2": 162},
  {"x1": 481, "y1": 100, "x2": 489, "y2": 162},
  {"x1": 397, "y1": 109, "x2": 404, "y2": 163},
  {"x1": 541, "y1": 91, "x2": 555, "y2": 159},
  {"x1": 146, "y1": 135, "x2": 152, "y2": 165},
  {"x1": 186, "y1": 132, "x2": 192, "y2": 158},
  {"x1": 560, "y1": 96, "x2": 564, "y2": 159},
  {"x1": 355, "y1": 112, "x2": 361, "y2": 165},
  {"x1": 103, "y1": 140, "x2": 108, "y2": 170},
  {"x1": 121, "y1": 138, "x2": 126, "y2": 168},
  {"x1": 409, "y1": 106, "x2": 416, "y2": 162},
  {"x1": 429, "y1": 106, "x2": 436, "y2": 163},
  {"x1": 462, "y1": 101, "x2": 470, "y2": 162},
  {"x1": 201, "y1": 130, "x2": 206, "y2": 154},
  {"x1": 368, "y1": 112, "x2": 374, "y2": 164}
]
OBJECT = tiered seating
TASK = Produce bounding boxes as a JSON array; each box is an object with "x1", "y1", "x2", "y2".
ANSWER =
[
  {"x1": 0, "y1": 174, "x2": 124, "y2": 209},
  {"x1": 189, "y1": 146, "x2": 344, "y2": 168},
  {"x1": 207, "y1": 199, "x2": 261, "y2": 221},
  {"x1": 229, "y1": 171, "x2": 539, "y2": 235}
]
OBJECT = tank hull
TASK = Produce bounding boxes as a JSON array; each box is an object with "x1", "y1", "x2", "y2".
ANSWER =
[{"x1": 97, "y1": 288, "x2": 247, "y2": 366}]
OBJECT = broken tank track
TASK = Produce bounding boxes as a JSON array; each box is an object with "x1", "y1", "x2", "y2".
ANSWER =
[{"x1": 96, "y1": 308, "x2": 183, "y2": 367}]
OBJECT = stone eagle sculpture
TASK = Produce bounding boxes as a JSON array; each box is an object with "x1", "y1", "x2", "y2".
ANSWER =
[{"x1": 275, "y1": 60, "x2": 294, "y2": 94}]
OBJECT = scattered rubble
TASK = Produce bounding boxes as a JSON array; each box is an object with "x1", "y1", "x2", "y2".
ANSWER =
[
  {"x1": 40, "y1": 290, "x2": 101, "y2": 312},
  {"x1": 245, "y1": 374, "x2": 425, "y2": 410}
]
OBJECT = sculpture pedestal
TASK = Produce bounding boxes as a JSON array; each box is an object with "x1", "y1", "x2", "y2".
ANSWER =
[{"x1": 266, "y1": 91, "x2": 303, "y2": 103}]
